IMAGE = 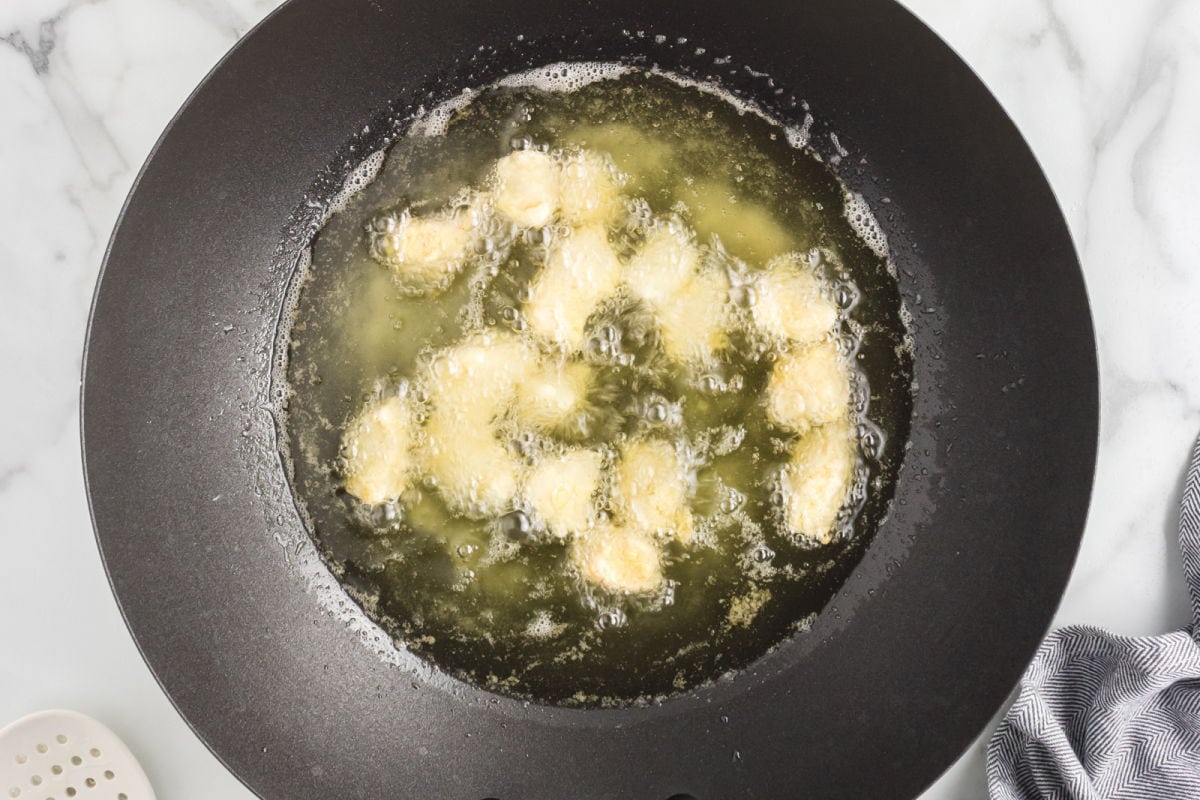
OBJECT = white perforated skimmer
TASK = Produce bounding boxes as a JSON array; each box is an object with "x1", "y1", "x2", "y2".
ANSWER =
[{"x1": 0, "y1": 710, "x2": 154, "y2": 800}]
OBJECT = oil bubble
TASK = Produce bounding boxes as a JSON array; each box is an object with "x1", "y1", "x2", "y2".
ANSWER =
[
  {"x1": 500, "y1": 510, "x2": 533, "y2": 541},
  {"x1": 721, "y1": 490, "x2": 746, "y2": 513},
  {"x1": 752, "y1": 545, "x2": 775, "y2": 563}
]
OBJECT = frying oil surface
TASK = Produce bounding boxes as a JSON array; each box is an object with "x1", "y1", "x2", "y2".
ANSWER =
[{"x1": 284, "y1": 68, "x2": 913, "y2": 705}]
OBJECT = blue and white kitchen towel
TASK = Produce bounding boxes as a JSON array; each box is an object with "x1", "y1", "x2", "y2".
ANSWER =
[{"x1": 988, "y1": 434, "x2": 1200, "y2": 799}]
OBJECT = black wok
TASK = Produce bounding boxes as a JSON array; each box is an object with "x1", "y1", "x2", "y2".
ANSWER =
[{"x1": 82, "y1": 0, "x2": 1097, "y2": 797}]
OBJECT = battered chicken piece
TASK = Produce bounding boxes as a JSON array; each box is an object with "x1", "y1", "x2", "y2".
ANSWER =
[
  {"x1": 615, "y1": 439, "x2": 695, "y2": 544},
  {"x1": 525, "y1": 448, "x2": 604, "y2": 538},
  {"x1": 524, "y1": 225, "x2": 623, "y2": 349},
  {"x1": 494, "y1": 149, "x2": 559, "y2": 228},
  {"x1": 656, "y1": 267, "x2": 732, "y2": 366},
  {"x1": 752, "y1": 255, "x2": 839, "y2": 345},
  {"x1": 765, "y1": 342, "x2": 851, "y2": 433},
  {"x1": 559, "y1": 150, "x2": 622, "y2": 226},
  {"x1": 421, "y1": 411, "x2": 521, "y2": 517},
  {"x1": 513, "y1": 359, "x2": 593, "y2": 434},
  {"x1": 623, "y1": 222, "x2": 730, "y2": 365},
  {"x1": 341, "y1": 395, "x2": 414, "y2": 505},
  {"x1": 371, "y1": 208, "x2": 474, "y2": 293},
  {"x1": 782, "y1": 418, "x2": 856, "y2": 544},
  {"x1": 625, "y1": 225, "x2": 701, "y2": 308},
  {"x1": 573, "y1": 524, "x2": 663, "y2": 594},
  {"x1": 425, "y1": 332, "x2": 537, "y2": 420},
  {"x1": 417, "y1": 333, "x2": 536, "y2": 516}
]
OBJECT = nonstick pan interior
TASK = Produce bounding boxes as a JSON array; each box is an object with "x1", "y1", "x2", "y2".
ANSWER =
[{"x1": 82, "y1": 1, "x2": 1097, "y2": 798}]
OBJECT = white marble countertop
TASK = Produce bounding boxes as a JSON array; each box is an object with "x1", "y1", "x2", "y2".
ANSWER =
[{"x1": 2, "y1": 1, "x2": 1198, "y2": 797}]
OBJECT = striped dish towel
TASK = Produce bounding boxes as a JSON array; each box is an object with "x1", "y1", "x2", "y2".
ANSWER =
[{"x1": 987, "y1": 433, "x2": 1200, "y2": 799}]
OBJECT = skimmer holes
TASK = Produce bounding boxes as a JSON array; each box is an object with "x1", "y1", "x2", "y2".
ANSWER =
[{"x1": 2, "y1": 714, "x2": 146, "y2": 800}]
